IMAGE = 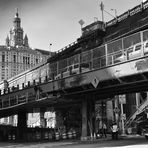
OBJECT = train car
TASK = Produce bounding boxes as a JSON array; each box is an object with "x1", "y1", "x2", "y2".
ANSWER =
[{"x1": 1, "y1": 28, "x2": 148, "y2": 95}]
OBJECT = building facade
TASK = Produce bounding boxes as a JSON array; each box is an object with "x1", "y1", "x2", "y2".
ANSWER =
[
  {"x1": 0, "y1": 11, "x2": 51, "y2": 82},
  {"x1": 0, "y1": 10, "x2": 52, "y2": 125}
]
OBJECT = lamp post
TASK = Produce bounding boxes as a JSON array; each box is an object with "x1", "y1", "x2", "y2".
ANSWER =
[
  {"x1": 49, "y1": 43, "x2": 52, "y2": 50},
  {"x1": 78, "y1": 19, "x2": 85, "y2": 35},
  {"x1": 49, "y1": 43, "x2": 52, "y2": 56}
]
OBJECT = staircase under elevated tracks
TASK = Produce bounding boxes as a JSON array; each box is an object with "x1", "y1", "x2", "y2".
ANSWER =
[{"x1": 125, "y1": 97, "x2": 148, "y2": 129}]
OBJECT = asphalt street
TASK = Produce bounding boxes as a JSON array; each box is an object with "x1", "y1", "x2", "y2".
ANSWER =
[{"x1": 0, "y1": 135, "x2": 147, "y2": 148}]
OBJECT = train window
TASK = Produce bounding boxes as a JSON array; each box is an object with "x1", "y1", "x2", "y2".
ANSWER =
[
  {"x1": 107, "y1": 56, "x2": 113, "y2": 65},
  {"x1": 145, "y1": 42, "x2": 148, "y2": 48},
  {"x1": 100, "y1": 57, "x2": 106, "y2": 67},
  {"x1": 135, "y1": 44, "x2": 141, "y2": 51},
  {"x1": 81, "y1": 63, "x2": 89, "y2": 68},
  {"x1": 92, "y1": 58, "x2": 101, "y2": 69},
  {"x1": 127, "y1": 47, "x2": 134, "y2": 53},
  {"x1": 74, "y1": 64, "x2": 79, "y2": 69}
]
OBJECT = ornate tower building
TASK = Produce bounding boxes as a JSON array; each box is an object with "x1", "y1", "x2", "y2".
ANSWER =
[
  {"x1": 0, "y1": 10, "x2": 52, "y2": 81},
  {"x1": 9, "y1": 10, "x2": 24, "y2": 47},
  {"x1": 24, "y1": 34, "x2": 29, "y2": 47}
]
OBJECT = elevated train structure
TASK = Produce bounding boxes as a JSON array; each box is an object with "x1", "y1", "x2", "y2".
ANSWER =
[
  {"x1": 1, "y1": 28, "x2": 148, "y2": 99},
  {"x1": 1, "y1": 1, "x2": 148, "y2": 141}
]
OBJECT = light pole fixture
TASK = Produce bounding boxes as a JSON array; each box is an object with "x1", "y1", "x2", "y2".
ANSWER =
[{"x1": 78, "y1": 19, "x2": 85, "y2": 34}]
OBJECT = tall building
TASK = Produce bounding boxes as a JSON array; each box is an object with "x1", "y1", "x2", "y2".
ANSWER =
[
  {"x1": 0, "y1": 10, "x2": 53, "y2": 125},
  {"x1": 0, "y1": 10, "x2": 51, "y2": 81}
]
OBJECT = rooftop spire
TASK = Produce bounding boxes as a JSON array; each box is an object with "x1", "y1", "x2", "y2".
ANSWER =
[{"x1": 15, "y1": 8, "x2": 19, "y2": 18}]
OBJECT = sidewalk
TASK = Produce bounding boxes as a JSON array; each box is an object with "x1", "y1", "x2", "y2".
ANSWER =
[
  {"x1": 76, "y1": 134, "x2": 144, "y2": 144},
  {"x1": 120, "y1": 134, "x2": 144, "y2": 139}
]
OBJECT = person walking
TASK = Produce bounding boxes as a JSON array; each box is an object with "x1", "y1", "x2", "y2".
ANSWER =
[
  {"x1": 102, "y1": 122, "x2": 107, "y2": 138},
  {"x1": 98, "y1": 121, "x2": 103, "y2": 138},
  {"x1": 111, "y1": 122, "x2": 118, "y2": 140}
]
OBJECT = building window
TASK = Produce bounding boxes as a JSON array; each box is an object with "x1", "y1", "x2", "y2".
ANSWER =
[
  {"x1": 13, "y1": 55, "x2": 16, "y2": 63},
  {"x1": 2, "y1": 55, "x2": 5, "y2": 62},
  {"x1": 23, "y1": 56, "x2": 25, "y2": 63},
  {"x1": 36, "y1": 59, "x2": 38, "y2": 64}
]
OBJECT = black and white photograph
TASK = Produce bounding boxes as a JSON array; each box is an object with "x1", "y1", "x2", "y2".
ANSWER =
[{"x1": 0, "y1": 0, "x2": 148, "y2": 147}]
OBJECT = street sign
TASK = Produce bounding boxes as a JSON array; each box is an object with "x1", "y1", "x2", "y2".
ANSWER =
[
  {"x1": 114, "y1": 107, "x2": 120, "y2": 113},
  {"x1": 121, "y1": 113, "x2": 126, "y2": 120},
  {"x1": 119, "y1": 95, "x2": 126, "y2": 104},
  {"x1": 91, "y1": 77, "x2": 99, "y2": 88}
]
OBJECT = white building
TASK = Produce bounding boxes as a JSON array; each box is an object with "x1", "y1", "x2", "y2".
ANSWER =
[
  {"x1": 0, "y1": 10, "x2": 51, "y2": 82},
  {"x1": 0, "y1": 10, "x2": 53, "y2": 125}
]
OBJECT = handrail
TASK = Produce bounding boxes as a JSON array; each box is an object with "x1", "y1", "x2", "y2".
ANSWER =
[
  {"x1": 55, "y1": 41, "x2": 78, "y2": 54},
  {"x1": 106, "y1": 1, "x2": 148, "y2": 27},
  {"x1": 55, "y1": 1, "x2": 148, "y2": 55}
]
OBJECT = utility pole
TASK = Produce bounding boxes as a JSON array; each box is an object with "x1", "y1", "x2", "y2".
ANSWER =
[
  {"x1": 78, "y1": 19, "x2": 85, "y2": 35},
  {"x1": 100, "y1": 1, "x2": 104, "y2": 22}
]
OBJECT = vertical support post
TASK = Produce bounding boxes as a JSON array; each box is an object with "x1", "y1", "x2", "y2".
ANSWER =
[
  {"x1": 22, "y1": 83, "x2": 24, "y2": 89},
  {"x1": 119, "y1": 94, "x2": 126, "y2": 135},
  {"x1": 28, "y1": 81, "x2": 30, "y2": 87},
  {"x1": 120, "y1": 102, "x2": 125, "y2": 135},
  {"x1": 136, "y1": 93, "x2": 140, "y2": 109},
  {"x1": 39, "y1": 77, "x2": 41, "y2": 83},
  {"x1": 81, "y1": 97, "x2": 88, "y2": 140},
  {"x1": 40, "y1": 109, "x2": 46, "y2": 128},
  {"x1": 17, "y1": 111, "x2": 27, "y2": 141},
  {"x1": 140, "y1": 30, "x2": 144, "y2": 56},
  {"x1": 88, "y1": 98, "x2": 96, "y2": 140},
  {"x1": 114, "y1": 97, "x2": 119, "y2": 123}
]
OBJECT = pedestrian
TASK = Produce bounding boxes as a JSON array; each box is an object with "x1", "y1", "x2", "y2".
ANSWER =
[
  {"x1": 98, "y1": 121, "x2": 103, "y2": 138},
  {"x1": 102, "y1": 122, "x2": 107, "y2": 138},
  {"x1": 111, "y1": 122, "x2": 118, "y2": 140}
]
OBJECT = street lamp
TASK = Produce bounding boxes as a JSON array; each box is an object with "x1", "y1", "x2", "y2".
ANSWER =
[
  {"x1": 49, "y1": 43, "x2": 52, "y2": 49},
  {"x1": 78, "y1": 19, "x2": 85, "y2": 34},
  {"x1": 49, "y1": 43, "x2": 52, "y2": 53}
]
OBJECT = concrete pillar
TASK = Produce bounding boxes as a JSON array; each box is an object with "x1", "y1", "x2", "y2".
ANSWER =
[
  {"x1": 88, "y1": 98, "x2": 96, "y2": 139},
  {"x1": 55, "y1": 110, "x2": 64, "y2": 130},
  {"x1": 40, "y1": 110, "x2": 46, "y2": 128},
  {"x1": 17, "y1": 111, "x2": 27, "y2": 141},
  {"x1": 114, "y1": 96, "x2": 119, "y2": 122},
  {"x1": 81, "y1": 97, "x2": 88, "y2": 140}
]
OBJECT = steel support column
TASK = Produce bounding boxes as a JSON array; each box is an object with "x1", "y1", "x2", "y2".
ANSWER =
[
  {"x1": 81, "y1": 97, "x2": 88, "y2": 140},
  {"x1": 17, "y1": 110, "x2": 27, "y2": 141}
]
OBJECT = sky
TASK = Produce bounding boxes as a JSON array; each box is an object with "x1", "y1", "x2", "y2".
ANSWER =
[{"x1": 0, "y1": 0, "x2": 145, "y2": 52}]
